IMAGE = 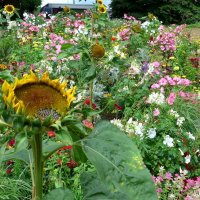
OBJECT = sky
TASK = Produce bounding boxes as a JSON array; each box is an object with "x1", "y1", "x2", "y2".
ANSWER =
[{"x1": 41, "y1": 0, "x2": 111, "y2": 7}]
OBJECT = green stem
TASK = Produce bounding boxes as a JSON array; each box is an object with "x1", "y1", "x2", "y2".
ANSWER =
[{"x1": 32, "y1": 133, "x2": 43, "y2": 200}]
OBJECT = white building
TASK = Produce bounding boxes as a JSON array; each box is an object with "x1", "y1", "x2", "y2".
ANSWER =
[{"x1": 42, "y1": 0, "x2": 111, "y2": 13}]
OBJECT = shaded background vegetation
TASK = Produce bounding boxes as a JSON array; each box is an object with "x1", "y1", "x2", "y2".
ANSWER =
[
  {"x1": 110, "y1": 0, "x2": 200, "y2": 24},
  {"x1": 0, "y1": 0, "x2": 41, "y2": 16}
]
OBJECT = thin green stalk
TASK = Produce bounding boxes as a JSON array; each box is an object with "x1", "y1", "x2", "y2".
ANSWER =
[{"x1": 31, "y1": 133, "x2": 43, "y2": 200}]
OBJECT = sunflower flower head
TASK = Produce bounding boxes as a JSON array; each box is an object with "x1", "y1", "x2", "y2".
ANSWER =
[
  {"x1": 2, "y1": 71, "x2": 76, "y2": 121},
  {"x1": 91, "y1": 43, "x2": 105, "y2": 59},
  {"x1": 4, "y1": 5, "x2": 15, "y2": 15},
  {"x1": 132, "y1": 24, "x2": 142, "y2": 33},
  {"x1": 148, "y1": 12, "x2": 156, "y2": 20},
  {"x1": 97, "y1": 0, "x2": 103, "y2": 5},
  {"x1": 98, "y1": 5, "x2": 107, "y2": 14},
  {"x1": 63, "y1": 6, "x2": 70, "y2": 13},
  {"x1": 0, "y1": 64, "x2": 8, "y2": 70}
]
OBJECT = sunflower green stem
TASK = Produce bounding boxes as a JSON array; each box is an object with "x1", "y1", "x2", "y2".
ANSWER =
[{"x1": 31, "y1": 132, "x2": 44, "y2": 200}]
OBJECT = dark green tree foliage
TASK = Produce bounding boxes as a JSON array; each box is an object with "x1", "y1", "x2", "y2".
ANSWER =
[
  {"x1": 0, "y1": 0, "x2": 42, "y2": 17},
  {"x1": 110, "y1": 0, "x2": 200, "y2": 24}
]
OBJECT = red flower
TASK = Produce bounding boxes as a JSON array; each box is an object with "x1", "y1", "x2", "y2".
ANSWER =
[
  {"x1": 57, "y1": 159, "x2": 62, "y2": 165},
  {"x1": 48, "y1": 131, "x2": 56, "y2": 137},
  {"x1": 0, "y1": 79, "x2": 4, "y2": 84},
  {"x1": 114, "y1": 103, "x2": 123, "y2": 111},
  {"x1": 8, "y1": 139, "x2": 15, "y2": 147},
  {"x1": 67, "y1": 160, "x2": 77, "y2": 169},
  {"x1": 111, "y1": 36, "x2": 116, "y2": 41},
  {"x1": 84, "y1": 97, "x2": 97, "y2": 110},
  {"x1": 6, "y1": 160, "x2": 14, "y2": 165},
  {"x1": 6, "y1": 168, "x2": 12, "y2": 174},
  {"x1": 82, "y1": 119, "x2": 94, "y2": 129},
  {"x1": 60, "y1": 146, "x2": 72, "y2": 151},
  {"x1": 85, "y1": 98, "x2": 91, "y2": 105}
]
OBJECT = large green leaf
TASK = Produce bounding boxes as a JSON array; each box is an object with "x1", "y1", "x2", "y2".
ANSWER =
[
  {"x1": 44, "y1": 188, "x2": 74, "y2": 200},
  {"x1": 81, "y1": 121, "x2": 158, "y2": 200},
  {"x1": 0, "y1": 148, "x2": 31, "y2": 164}
]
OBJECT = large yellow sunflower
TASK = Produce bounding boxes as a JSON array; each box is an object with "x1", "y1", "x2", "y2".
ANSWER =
[
  {"x1": 2, "y1": 71, "x2": 76, "y2": 120},
  {"x1": 4, "y1": 5, "x2": 15, "y2": 15}
]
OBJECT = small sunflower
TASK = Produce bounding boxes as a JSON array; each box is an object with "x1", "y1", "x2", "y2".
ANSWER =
[
  {"x1": 148, "y1": 12, "x2": 155, "y2": 20},
  {"x1": 97, "y1": 0, "x2": 103, "y2": 5},
  {"x1": 98, "y1": 5, "x2": 107, "y2": 14},
  {"x1": 2, "y1": 71, "x2": 76, "y2": 120},
  {"x1": 91, "y1": 43, "x2": 105, "y2": 59},
  {"x1": 4, "y1": 5, "x2": 15, "y2": 15},
  {"x1": 0, "y1": 64, "x2": 8, "y2": 70},
  {"x1": 63, "y1": 6, "x2": 70, "y2": 13},
  {"x1": 132, "y1": 24, "x2": 142, "y2": 33}
]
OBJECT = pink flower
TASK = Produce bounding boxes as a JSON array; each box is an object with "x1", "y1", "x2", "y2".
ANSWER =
[
  {"x1": 153, "y1": 108, "x2": 160, "y2": 116},
  {"x1": 156, "y1": 188, "x2": 162, "y2": 193},
  {"x1": 151, "y1": 83, "x2": 160, "y2": 89},
  {"x1": 158, "y1": 78, "x2": 168, "y2": 86},
  {"x1": 165, "y1": 172, "x2": 172, "y2": 180},
  {"x1": 56, "y1": 45, "x2": 62, "y2": 54},
  {"x1": 184, "y1": 195, "x2": 193, "y2": 200},
  {"x1": 82, "y1": 119, "x2": 94, "y2": 129},
  {"x1": 167, "y1": 92, "x2": 176, "y2": 105},
  {"x1": 152, "y1": 61, "x2": 160, "y2": 67}
]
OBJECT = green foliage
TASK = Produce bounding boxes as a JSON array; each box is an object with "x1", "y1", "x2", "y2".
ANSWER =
[
  {"x1": 44, "y1": 188, "x2": 74, "y2": 200},
  {"x1": 81, "y1": 121, "x2": 158, "y2": 200},
  {"x1": 0, "y1": 34, "x2": 18, "y2": 63},
  {"x1": 110, "y1": 0, "x2": 200, "y2": 24}
]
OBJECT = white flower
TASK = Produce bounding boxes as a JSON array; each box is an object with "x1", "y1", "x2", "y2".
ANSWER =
[
  {"x1": 169, "y1": 109, "x2": 179, "y2": 118},
  {"x1": 163, "y1": 135, "x2": 174, "y2": 147},
  {"x1": 185, "y1": 154, "x2": 191, "y2": 164},
  {"x1": 179, "y1": 148, "x2": 184, "y2": 156},
  {"x1": 141, "y1": 21, "x2": 150, "y2": 29},
  {"x1": 129, "y1": 60, "x2": 140, "y2": 75},
  {"x1": 187, "y1": 132, "x2": 195, "y2": 140},
  {"x1": 110, "y1": 119, "x2": 123, "y2": 130},
  {"x1": 176, "y1": 117, "x2": 185, "y2": 127},
  {"x1": 147, "y1": 128, "x2": 156, "y2": 139},
  {"x1": 147, "y1": 92, "x2": 165, "y2": 105},
  {"x1": 7, "y1": 21, "x2": 17, "y2": 30}
]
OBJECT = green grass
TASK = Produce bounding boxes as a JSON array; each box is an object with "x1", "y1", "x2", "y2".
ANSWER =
[{"x1": 187, "y1": 22, "x2": 200, "y2": 28}]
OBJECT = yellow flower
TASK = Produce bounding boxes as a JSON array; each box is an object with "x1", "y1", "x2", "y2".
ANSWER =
[
  {"x1": 173, "y1": 66, "x2": 179, "y2": 71},
  {"x1": 132, "y1": 24, "x2": 141, "y2": 33},
  {"x1": 0, "y1": 64, "x2": 8, "y2": 70},
  {"x1": 97, "y1": 0, "x2": 103, "y2": 5},
  {"x1": 2, "y1": 71, "x2": 76, "y2": 120},
  {"x1": 91, "y1": 43, "x2": 105, "y2": 58},
  {"x1": 4, "y1": 5, "x2": 15, "y2": 15},
  {"x1": 63, "y1": 6, "x2": 70, "y2": 13},
  {"x1": 98, "y1": 5, "x2": 107, "y2": 13},
  {"x1": 148, "y1": 12, "x2": 155, "y2": 20}
]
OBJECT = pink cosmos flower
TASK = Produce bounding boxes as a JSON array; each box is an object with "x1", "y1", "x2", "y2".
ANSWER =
[
  {"x1": 156, "y1": 188, "x2": 163, "y2": 193},
  {"x1": 165, "y1": 172, "x2": 172, "y2": 180},
  {"x1": 153, "y1": 108, "x2": 160, "y2": 116},
  {"x1": 167, "y1": 92, "x2": 176, "y2": 105}
]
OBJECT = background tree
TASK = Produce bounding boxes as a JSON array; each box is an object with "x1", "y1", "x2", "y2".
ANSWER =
[
  {"x1": 0, "y1": 0, "x2": 42, "y2": 17},
  {"x1": 110, "y1": 0, "x2": 200, "y2": 24}
]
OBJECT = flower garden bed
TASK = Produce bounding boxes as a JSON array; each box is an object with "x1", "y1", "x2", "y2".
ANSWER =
[{"x1": 0, "y1": 2, "x2": 199, "y2": 200}]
